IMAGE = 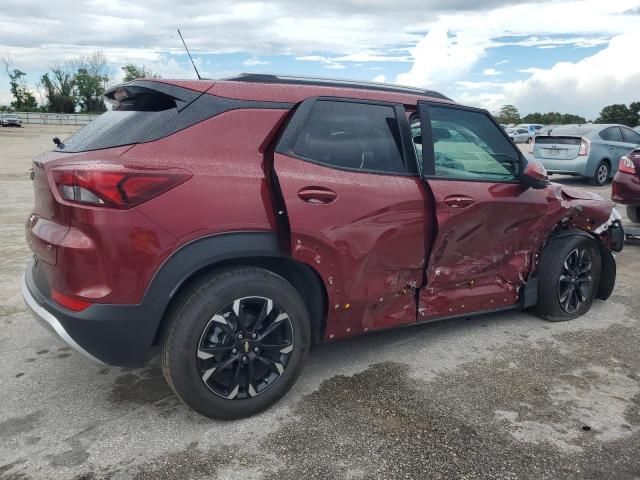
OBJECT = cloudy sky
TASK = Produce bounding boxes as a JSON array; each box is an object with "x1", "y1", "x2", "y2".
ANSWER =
[{"x1": 1, "y1": 0, "x2": 639, "y2": 118}]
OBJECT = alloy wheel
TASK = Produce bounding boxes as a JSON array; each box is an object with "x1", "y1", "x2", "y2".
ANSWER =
[
  {"x1": 557, "y1": 248, "x2": 592, "y2": 313},
  {"x1": 596, "y1": 164, "x2": 608, "y2": 185},
  {"x1": 196, "y1": 296, "x2": 294, "y2": 400}
]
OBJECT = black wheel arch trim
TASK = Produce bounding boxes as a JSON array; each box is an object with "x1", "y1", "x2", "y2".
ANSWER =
[{"x1": 146, "y1": 231, "x2": 327, "y2": 351}]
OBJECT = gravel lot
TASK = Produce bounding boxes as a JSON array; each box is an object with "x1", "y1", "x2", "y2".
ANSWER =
[{"x1": 1, "y1": 125, "x2": 639, "y2": 479}]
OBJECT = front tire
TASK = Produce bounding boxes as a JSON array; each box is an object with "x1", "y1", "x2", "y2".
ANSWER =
[
  {"x1": 535, "y1": 236, "x2": 601, "y2": 322},
  {"x1": 627, "y1": 206, "x2": 640, "y2": 224},
  {"x1": 162, "y1": 267, "x2": 311, "y2": 420},
  {"x1": 589, "y1": 161, "x2": 609, "y2": 186}
]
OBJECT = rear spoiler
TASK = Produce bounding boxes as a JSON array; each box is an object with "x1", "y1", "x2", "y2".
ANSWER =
[{"x1": 104, "y1": 80, "x2": 203, "y2": 112}]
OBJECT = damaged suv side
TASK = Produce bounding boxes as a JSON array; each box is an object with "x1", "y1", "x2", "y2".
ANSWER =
[{"x1": 22, "y1": 74, "x2": 624, "y2": 419}]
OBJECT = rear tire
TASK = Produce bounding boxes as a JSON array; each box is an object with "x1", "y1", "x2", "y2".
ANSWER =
[
  {"x1": 589, "y1": 161, "x2": 609, "y2": 186},
  {"x1": 535, "y1": 236, "x2": 601, "y2": 322},
  {"x1": 627, "y1": 206, "x2": 640, "y2": 224},
  {"x1": 161, "y1": 267, "x2": 311, "y2": 420}
]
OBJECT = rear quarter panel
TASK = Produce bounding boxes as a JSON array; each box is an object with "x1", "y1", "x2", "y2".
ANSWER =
[{"x1": 127, "y1": 108, "x2": 291, "y2": 243}]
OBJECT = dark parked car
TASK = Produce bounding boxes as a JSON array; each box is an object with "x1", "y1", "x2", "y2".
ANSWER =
[
  {"x1": 22, "y1": 74, "x2": 624, "y2": 419},
  {"x1": 1, "y1": 113, "x2": 22, "y2": 127},
  {"x1": 612, "y1": 148, "x2": 640, "y2": 223}
]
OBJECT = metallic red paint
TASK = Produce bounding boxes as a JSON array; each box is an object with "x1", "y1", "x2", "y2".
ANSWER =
[
  {"x1": 274, "y1": 153, "x2": 432, "y2": 340},
  {"x1": 24, "y1": 78, "x2": 619, "y2": 353},
  {"x1": 612, "y1": 150, "x2": 640, "y2": 206}
]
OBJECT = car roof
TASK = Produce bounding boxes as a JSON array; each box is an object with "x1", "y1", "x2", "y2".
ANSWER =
[
  {"x1": 223, "y1": 73, "x2": 450, "y2": 100},
  {"x1": 544, "y1": 123, "x2": 637, "y2": 137},
  {"x1": 152, "y1": 74, "x2": 455, "y2": 107}
]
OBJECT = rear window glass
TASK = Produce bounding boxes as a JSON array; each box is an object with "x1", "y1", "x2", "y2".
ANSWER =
[
  {"x1": 534, "y1": 137, "x2": 581, "y2": 145},
  {"x1": 599, "y1": 127, "x2": 623, "y2": 142},
  {"x1": 621, "y1": 127, "x2": 640, "y2": 144},
  {"x1": 293, "y1": 100, "x2": 407, "y2": 174},
  {"x1": 58, "y1": 86, "x2": 217, "y2": 153}
]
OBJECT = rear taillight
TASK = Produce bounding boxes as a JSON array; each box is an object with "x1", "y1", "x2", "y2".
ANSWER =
[
  {"x1": 619, "y1": 156, "x2": 637, "y2": 174},
  {"x1": 51, "y1": 289, "x2": 92, "y2": 312},
  {"x1": 578, "y1": 138, "x2": 590, "y2": 156},
  {"x1": 528, "y1": 137, "x2": 535, "y2": 154},
  {"x1": 51, "y1": 165, "x2": 191, "y2": 209}
]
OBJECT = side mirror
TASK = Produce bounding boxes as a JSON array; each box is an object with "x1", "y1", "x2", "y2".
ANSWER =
[{"x1": 520, "y1": 160, "x2": 549, "y2": 189}]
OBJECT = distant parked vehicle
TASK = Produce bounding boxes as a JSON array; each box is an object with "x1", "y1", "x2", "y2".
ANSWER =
[
  {"x1": 509, "y1": 124, "x2": 543, "y2": 144},
  {"x1": 1, "y1": 113, "x2": 22, "y2": 127},
  {"x1": 612, "y1": 148, "x2": 640, "y2": 223},
  {"x1": 509, "y1": 127, "x2": 533, "y2": 143},
  {"x1": 532, "y1": 124, "x2": 640, "y2": 186}
]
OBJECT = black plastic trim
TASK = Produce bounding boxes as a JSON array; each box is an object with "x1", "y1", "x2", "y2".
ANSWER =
[
  {"x1": 224, "y1": 73, "x2": 451, "y2": 100},
  {"x1": 144, "y1": 232, "x2": 282, "y2": 302}
]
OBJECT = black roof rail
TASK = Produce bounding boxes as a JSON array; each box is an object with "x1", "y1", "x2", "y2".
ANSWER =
[{"x1": 222, "y1": 73, "x2": 451, "y2": 101}]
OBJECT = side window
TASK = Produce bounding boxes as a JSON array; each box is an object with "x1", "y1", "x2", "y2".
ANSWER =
[
  {"x1": 621, "y1": 127, "x2": 640, "y2": 144},
  {"x1": 293, "y1": 100, "x2": 407, "y2": 173},
  {"x1": 600, "y1": 127, "x2": 623, "y2": 142},
  {"x1": 417, "y1": 105, "x2": 520, "y2": 181}
]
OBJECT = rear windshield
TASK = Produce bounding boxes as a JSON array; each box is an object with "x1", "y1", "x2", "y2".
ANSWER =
[
  {"x1": 535, "y1": 137, "x2": 582, "y2": 145},
  {"x1": 58, "y1": 84, "x2": 225, "y2": 153}
]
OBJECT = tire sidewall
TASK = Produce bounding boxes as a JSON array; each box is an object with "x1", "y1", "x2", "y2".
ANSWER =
[
  {"x1": 594, "y1": 162, "x2": 609, "y2": 186},
  {"x1": 536, "y1": 236, "x2": 602, "y2": 321},
  {"x1": 164, "y1": 269, "x2": 311, "y2": 419},
  {"x1": 627, "y1": 205, "x2": 640, "y2": 224}
]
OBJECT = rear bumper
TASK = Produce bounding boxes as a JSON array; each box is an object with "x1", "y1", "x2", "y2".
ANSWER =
[
  {"x1": 536, "y1": 156, "x2": 588, "y2": 177},
  {"x1": 21, "y1": 271, "x2": 106, "y2": 365},
  {"x1": 21, "y1": 257, "x2": 161, "y2": 367},
  {"x1": 612, "y1": 171, "x2": 640, "y2": 205}
]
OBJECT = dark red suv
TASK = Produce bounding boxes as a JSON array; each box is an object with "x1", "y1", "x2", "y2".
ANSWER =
[
  {"x1": 612, "y1": 148, "x2": 640, "y2": 223},
  {"x1": 22, "y1": 74, "x2": 624, "y2": 419}
]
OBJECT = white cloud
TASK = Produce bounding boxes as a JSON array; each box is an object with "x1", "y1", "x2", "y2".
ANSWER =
[
  {"x1": 455, "y1": 80, "x2": 504, "y2": 90},
  {"x1": 396, "y1": 23, "x2": 491, "y2": 88},
  {"x1": 296, "y1": 55, "x2": 346, "y2": 70},
  {"x1": 372, "y1": 74, "x2": 386, "y2": 82},
  {"x1": 394, "y1": 0, "x2": 640, "y2": 117},
  {"x1": 482, "y1": 68, "x2": 502, "y2": 76},
  {"x1": 456, "y1": 31, "x2": 640, "y2": 118},
  {"x1": 502, "y1": 36, "x2": 609, "y2": 49},
  {"x1": 243, "y1": 57, "x2": 270, "y2": 66}
]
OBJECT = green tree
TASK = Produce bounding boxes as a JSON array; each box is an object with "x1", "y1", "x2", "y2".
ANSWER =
[
  {"x1": 630, "y1": 101, "x2": 640, "y2": 127},
  {"x1": 596, "y1": 104, "x2": 636, "y2": 126},
  {"x1": 522, "y1": 112, "x2": 586, "y2": 125},
  {"x1": 39, "y1": 65, "x2": 76, "y2": 113},
  {"x1": 121, "y1": 64, "x2": 159, "y2": 82},
  {"x1": 73, "y1": 51, "x2": 110, "y2": 113},
  {"x1": 2, "y1": 56, "x2": 38, "y2": 111},
  {"x1": 495, "y1": 104, "x2": 520, "y2": 125}
]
